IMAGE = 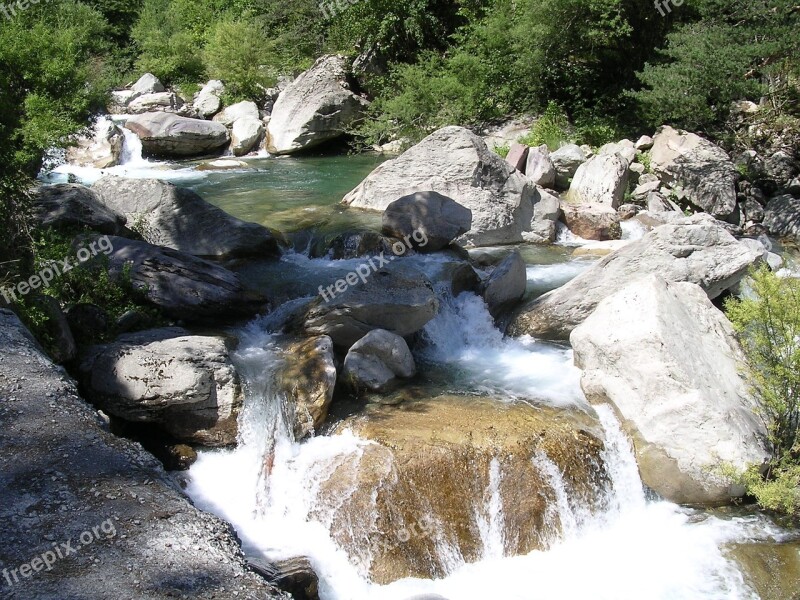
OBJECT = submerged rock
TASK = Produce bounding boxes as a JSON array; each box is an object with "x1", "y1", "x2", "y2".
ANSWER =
[
  {"x1": 80, "y1": 328, "x2": 243, "y2": 446},
  {"x1": 343, "y1": 126, "x2": 537, "y2": 247},
  {"x1": 508, "y1": 214, "x2": 762, "y2": 339},
  {"x1": 276, "y1": 335, "x2": 337, "y2": 440},
  {"x1": 322, "y1": 396, "x2": 607, "y2": 584},
  {"x1": 571, "y1": 275, "x2": 769, "y2": 505},
  {"x1": 93, "y1": 176, "x2": 281, "y2": 259}
]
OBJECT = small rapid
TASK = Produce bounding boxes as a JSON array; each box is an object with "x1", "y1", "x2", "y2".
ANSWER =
[{"x1": 186, "y1": 259, "x2": 783, "y2": 600}]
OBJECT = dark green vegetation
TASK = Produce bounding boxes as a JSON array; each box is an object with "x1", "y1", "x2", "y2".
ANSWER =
[{"x1": 727, "y1": 267, "x2": 800, "y2": 519}]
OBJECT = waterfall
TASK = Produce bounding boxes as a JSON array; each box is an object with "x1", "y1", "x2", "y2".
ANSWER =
[
  {"x1": 119, "y1": 126, "x2": 149, "y2": 167},
  {"x1": 186, "y1": 276, "x2": 776, "y2": 600}
]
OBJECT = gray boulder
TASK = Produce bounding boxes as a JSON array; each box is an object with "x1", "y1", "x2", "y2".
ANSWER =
[
  {"x1": 213, "y1": 100, "x2": 260, "y2": 127},
  {"x1": 302, "y1": 262, "x2": 438, "y2": 348},
  {"x1": 342, "y1": 329, "x2": 416, "y2": 392},
  {"x1": 481, "y1": 250, "x2": 527, "y2": 318},
  {"x1": 194, "y1": 80, "x2": 224, "y2": 119},
  {"x1": 32, "y1": 183, "x2": 126, "y2": 235},
  {"x1": 566, "y1": 153, "x2": 629, "y2": 209},
  {"x1": 572, "y1": 275, "x2": 769, "y2": 504},
  {"x1": 124, "y1": 112, "x2": 229, "y2": 157},
  {"x1": 127, "y1": 92, "x2": 184, "y2": 115},
  {"x1": 97, "y1": 236, "x2": 267, "y2": 321},
  {"x1": 343, "y1": 126, "x2": 537, "y2": 247},
  {"x1": 131, "y1": 73, "x2": 165, "y2": 95},
  {"x1": 763, "y1": 194, "x2": 800, "y2": 242},
  {"x1": 381, "y1": 191, "x2": 472, "y2": 252},
  {"x1": 92, "y1": 176, "x2": 280, "y2": 259},
  {"x1": 505, "y1": 143, "x2": 529, "y2": 172},
  {"x1": 277, "y1": 336, "x2": 337, "y2": 440},
  {"x1": 267, "y1": 55, "x2": 368, "y2": 155},
  {"x1": 231, "y1": 116, "x2": 264, "y2": 156},
  {"x1": 550, "y1": 144, "x2": 587, "y2": 189},
  {"x1": 650, "y1": 126, "x2": 739, "y2": 222},
  {"x1": 525, "y1": 145, "x2": 556, "y2": 188},
  {"x1": 80, "y1": 328, "x2": 242, "y2": 446},
  {"x1": 508, "y1": 214, "x2": 762, "y2": 339},
  {"x1": 597, "y1": 139, "x2": 636, "y2": 164},
  {"x1": 524, "y1": 188, "x2": 561, "y2": 243}
]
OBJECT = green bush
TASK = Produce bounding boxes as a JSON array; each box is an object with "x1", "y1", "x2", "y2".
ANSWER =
[
  {"x1": 519, "y1": 102, "x2": 572, "y2": 150},
  {"x1": 726, "y1": 266, "x2": 800, "y2": 517},
  {"x1": 204, "y1": 18, "x2": 274, "y2": 100}
]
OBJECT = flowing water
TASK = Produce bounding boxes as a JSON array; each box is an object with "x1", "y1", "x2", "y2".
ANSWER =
[{"x1": 43, "y1": 129, "x2": 797, "y2": 599}]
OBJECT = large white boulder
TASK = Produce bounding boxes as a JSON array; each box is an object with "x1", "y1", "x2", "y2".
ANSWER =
[
  {"x1": 230, "y1": 116, "x2": 264, "y2": 156},
  {"x1": 342, "y1": 126, "x2": 537, "y2": 247},
  {"x1": 650, "y1": 126, "x2": 739, "y2": 222},
  {"x1": 342, "y1": 329, "x2": 416, "y2": 392},
  {"x1": 267, "y1": 55, "x2": 368, "y2": 155},
  {"x1": 194, "y1": 80, "x2": 224, "y2": 119},
  {"x1": 566, "y1": 153, "x2": 630, "y2": 209},
  {"x1": 213, "y1": 100, "x2": 260, "y2": 127},
  {"x1": 508, "y1": 214, "x2": 762, "y2": 339},
  {"x1": 571, "y1": 275, "x2": 769, "y2": 504}
]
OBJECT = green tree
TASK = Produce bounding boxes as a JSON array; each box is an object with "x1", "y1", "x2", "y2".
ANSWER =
[
  {"x1": 726, "y1": 266, "x2": 800, "y2": 517},
  {"x1": 204, "y1": 18, "x2": 274, "y2": 100}
]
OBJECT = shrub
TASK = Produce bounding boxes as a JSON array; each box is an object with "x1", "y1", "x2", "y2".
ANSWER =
[
  {"x1": 726, "y1": 266, "x2": 800, "y2": 517},
  {"x1": 204, "y1": 18, "x2": 274, "y2": 100},
  {"x1": 518, "y1": 102, "x2": 572, "y2": 150}
]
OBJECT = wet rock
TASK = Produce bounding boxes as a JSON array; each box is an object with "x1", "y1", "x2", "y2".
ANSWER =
[
  {"x1": 342, "y1": 329, "x2": 416, "y2": 392},
  {"x1": 728, "y1": 541, "x2": 800, "y2": 600},
  {"x1": 481, "y1": 250, "x2": 527, "y2": 318},
  {"x1": 508, "y1": 214, "x2": 762, "y2": 339},
  {"x1": 324, "y1": 395, "x2": 607, "y2": 584},
  {"x1": 312, "y1": 230, "x2": 396, "y2": 260},
  {"x1": 343, "y1": 126, "x2": 537, "y2": 247},
  {"x1": 561, "y1": 203, "x2": 622, "y2": 241},
  {"x1": 650, "y1": 126, "x2": 739, "y2": 222},
  {"x1": 98, "y1": 235, "x2": 267, "y2": 321},
  {"x1": 32, "y1": 183, "x2": 127, "y2": 235},
  {"x1": 267, "y1": 55, "x2": 368, "y2": 155},
  {"x1": 277, "y1": 336, "x2": 337, "y2": 440},
  {"x1": 381, "y1": 191, "x2": 472, "y2": 252},
  {"x1": 301, "y1": 262, "x2": 438, "y2": 349},
  {"x1": 125, "y1": 112, "x2": 229, "y2": 157},
  {"x1": 248, "y1": 556, "x2": 320, "y2": 600},
  {"x1": 572, "y1": 275, "x2": 769, "y2": 505},
  {"x1": 93, "y1": 176, "x2": 281, "y2": 259},
  {"x1": 66, "y1": 118, "x2": 124, "y2": 168},
  {"x1": 80, "y1": 327, "x2": 242, "y2": 446}
]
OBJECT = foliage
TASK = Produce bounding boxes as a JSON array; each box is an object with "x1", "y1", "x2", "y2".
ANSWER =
[
  {"x1": 518, "y1": 102, "x2": 572, "y2": 150},
  {"x1": 204, "y1": 18, "x2": 274, "y2": 100},
  {"x1": 726, "y1": 266, "x2": 800, "y2": 517},
  {"x1": 741, "y1": 463, "x2": 800, "y2": 517},
  {"x1": 633, "y1": 0, "x2": 800, "y2": 132}
]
